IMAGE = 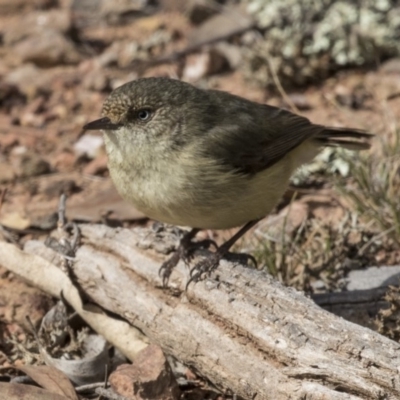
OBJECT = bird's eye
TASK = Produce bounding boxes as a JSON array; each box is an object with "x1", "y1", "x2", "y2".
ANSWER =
[{"x1": 137, "y1": 109, "x2": 151, "y2": 121}]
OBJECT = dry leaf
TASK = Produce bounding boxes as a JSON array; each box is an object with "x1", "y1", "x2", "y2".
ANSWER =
[
  {"x1": 2, "y1": 365, "x2": 78, "y2": 400},
  {"x1": 0, "y1": 382, "x2": 70, "y2": 400}
]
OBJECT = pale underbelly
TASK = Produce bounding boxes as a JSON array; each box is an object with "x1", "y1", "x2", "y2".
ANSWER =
[
  {"x1": 111, "y1": 163, "x2": 292, "y2": 230},
  {"x1": 140, "y1": 198, "x2": 280, "y2": 229}
]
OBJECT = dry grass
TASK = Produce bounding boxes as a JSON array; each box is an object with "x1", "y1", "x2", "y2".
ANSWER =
[
  {"x1": 247, "y1": 129, "x2": 400, "y2": 292},
  {"x1": 250, "y1": 210, "x2": 376, "y2": 292},
  {"x1": 376, "y1": 285, "x2": 400, "y2": 342},
  {"x1": 337, "y1": 129, "x2": 400, "y2": 247}
]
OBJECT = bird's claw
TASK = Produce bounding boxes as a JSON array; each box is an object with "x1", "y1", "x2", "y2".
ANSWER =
[
  {"x1": 235, "y1": 252, "x2": 258, "y2": 268},
  {"x1": 186, "y1": 252, "x2": 222, "y2": 289},
  {"x1": 159, "y1": 251, "x2": 180, "y2": 287},
  {"x1": 159, "y1": 238, "x2": 219, "y2": 287},
  {"x1": 185, "y1": 251, "x2": 258, "y2": 290}
]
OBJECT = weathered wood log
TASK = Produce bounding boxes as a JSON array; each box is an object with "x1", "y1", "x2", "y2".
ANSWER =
[{"x1": 1, "y1": 224, "x2": 399, "y2": 400}]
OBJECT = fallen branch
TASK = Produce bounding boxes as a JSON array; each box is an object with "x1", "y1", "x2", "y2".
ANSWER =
[{"x1": 1, "y1": 224, "x2": 399, "y2": 400}]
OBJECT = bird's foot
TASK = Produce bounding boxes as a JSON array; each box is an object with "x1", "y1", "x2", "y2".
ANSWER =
[
  {"x1": 159, "y1": 237, "x2": 217, "y2": 286},
  {"x1": 186, "y1": 250, "x2": 258, "y2": 289},
  {"x1": 226, "y1": 252, "x2": 258, "y2": 268},
  {"x1": 186, "y1": 252, "x2": 223, "y2": 289}
]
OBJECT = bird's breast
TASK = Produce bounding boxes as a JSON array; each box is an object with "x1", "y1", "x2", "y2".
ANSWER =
[{"x1": 104, "y1": 132, "x2": 304, "y2": 229}]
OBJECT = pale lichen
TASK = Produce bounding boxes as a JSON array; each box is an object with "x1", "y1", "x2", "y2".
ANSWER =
[{"x1": 243, "y1": 0, "x2": 400, "y2": 86}]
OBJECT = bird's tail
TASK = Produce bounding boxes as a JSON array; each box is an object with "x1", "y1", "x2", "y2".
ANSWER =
[{"x1": 314, "y1": 127, "x2": 373, "y2": 151}]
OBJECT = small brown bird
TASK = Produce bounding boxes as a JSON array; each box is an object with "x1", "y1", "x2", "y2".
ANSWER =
[{"x1": 83, "y1": 77, "x2": 372, "y2": 286}]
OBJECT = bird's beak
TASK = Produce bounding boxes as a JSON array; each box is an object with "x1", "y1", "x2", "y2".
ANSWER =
[{"x1": 83, "y1": 117, "x2": 121, "y2": 131}]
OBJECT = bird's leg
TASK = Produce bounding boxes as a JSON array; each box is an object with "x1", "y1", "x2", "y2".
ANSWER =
[
  {"x1": 187, "y1": 219, "x2": 260, "y2": 289},
  {"x1": 159, "y1": 228, "x2": 217, "y2": 286}
]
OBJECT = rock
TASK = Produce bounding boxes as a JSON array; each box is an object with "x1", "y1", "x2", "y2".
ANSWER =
[
  {"x1": 346, "y1": 266, "x2": 400, "y2": 291},
  {"x1": 74, "y1": 134, "x2": 104, "y2": 159},
  {"x1": 183, "y1": 47, "x2": 231, "y2": 82},
  {"x1": 109, "y1": 344, "x2": 180, "y2": 400}
]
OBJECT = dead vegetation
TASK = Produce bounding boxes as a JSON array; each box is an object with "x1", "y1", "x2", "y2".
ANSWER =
[
  {"x1": 339, "y1": 128, "x2": 400, "y2": 247},
  {"x1": 248, "y1": 128, "x2": 400, "y2": 292}
]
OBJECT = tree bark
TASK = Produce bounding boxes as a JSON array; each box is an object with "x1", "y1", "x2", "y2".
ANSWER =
[{"x1": 1, "y1": 224, "x2": 399, "y2": 400}]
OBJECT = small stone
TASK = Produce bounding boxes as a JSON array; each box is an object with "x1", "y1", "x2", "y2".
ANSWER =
[
  {"x1": 74, "y1": 134, "x2": 104, "y2": 159},
  {"x1": 310, "y1": 280, "x2": 326, "y2": 292},
  {"x1": 347, "y1": 266, "x2": 400, "y2": 291},
  {"x1": 109, "y1": 344, "x2": 180, "y2": 400},
  {"x1": 183, "y1": 50, "x2": 229, "y2": 82}
]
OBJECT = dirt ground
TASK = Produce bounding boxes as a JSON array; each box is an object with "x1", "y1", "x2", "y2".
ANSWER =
[{"x1": 1, "y1": 1, "x2": 400, "y2": 399}]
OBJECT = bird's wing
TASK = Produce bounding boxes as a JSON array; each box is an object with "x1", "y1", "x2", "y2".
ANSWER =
[{"x1": 202, "y1": 101, "x2": 319, "y2": 175}]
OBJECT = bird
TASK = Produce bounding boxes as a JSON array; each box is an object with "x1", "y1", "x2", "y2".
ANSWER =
[{"x1": 83, "y1": 77, "x2": 373, "y2": 287}]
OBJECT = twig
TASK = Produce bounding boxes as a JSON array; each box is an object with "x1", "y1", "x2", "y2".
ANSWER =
[
  {"x1": 45, "y1": 195, "x2": 81, "y2": 273},
  {"x1": 0, "y1": 188, "x2": 7, "y2": 214},
  {"x1": 126, "y1": 24, "x2": 255, "y2": 70},
  {"x1": 358, "y1": 226, "x2": 396, "y2": 256},
  {"x1": 95, "y1": 387, "x2": 131, "y2": 400},
  {"x1": 267, "y1": 57, "x2": 300, "y2": 114},
  {"x1": 75, "y1": 382, "x2": 105, "y2": 393},
  {"x1": 58, "y1": 193, "x2": 67, "y2": 229}
]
